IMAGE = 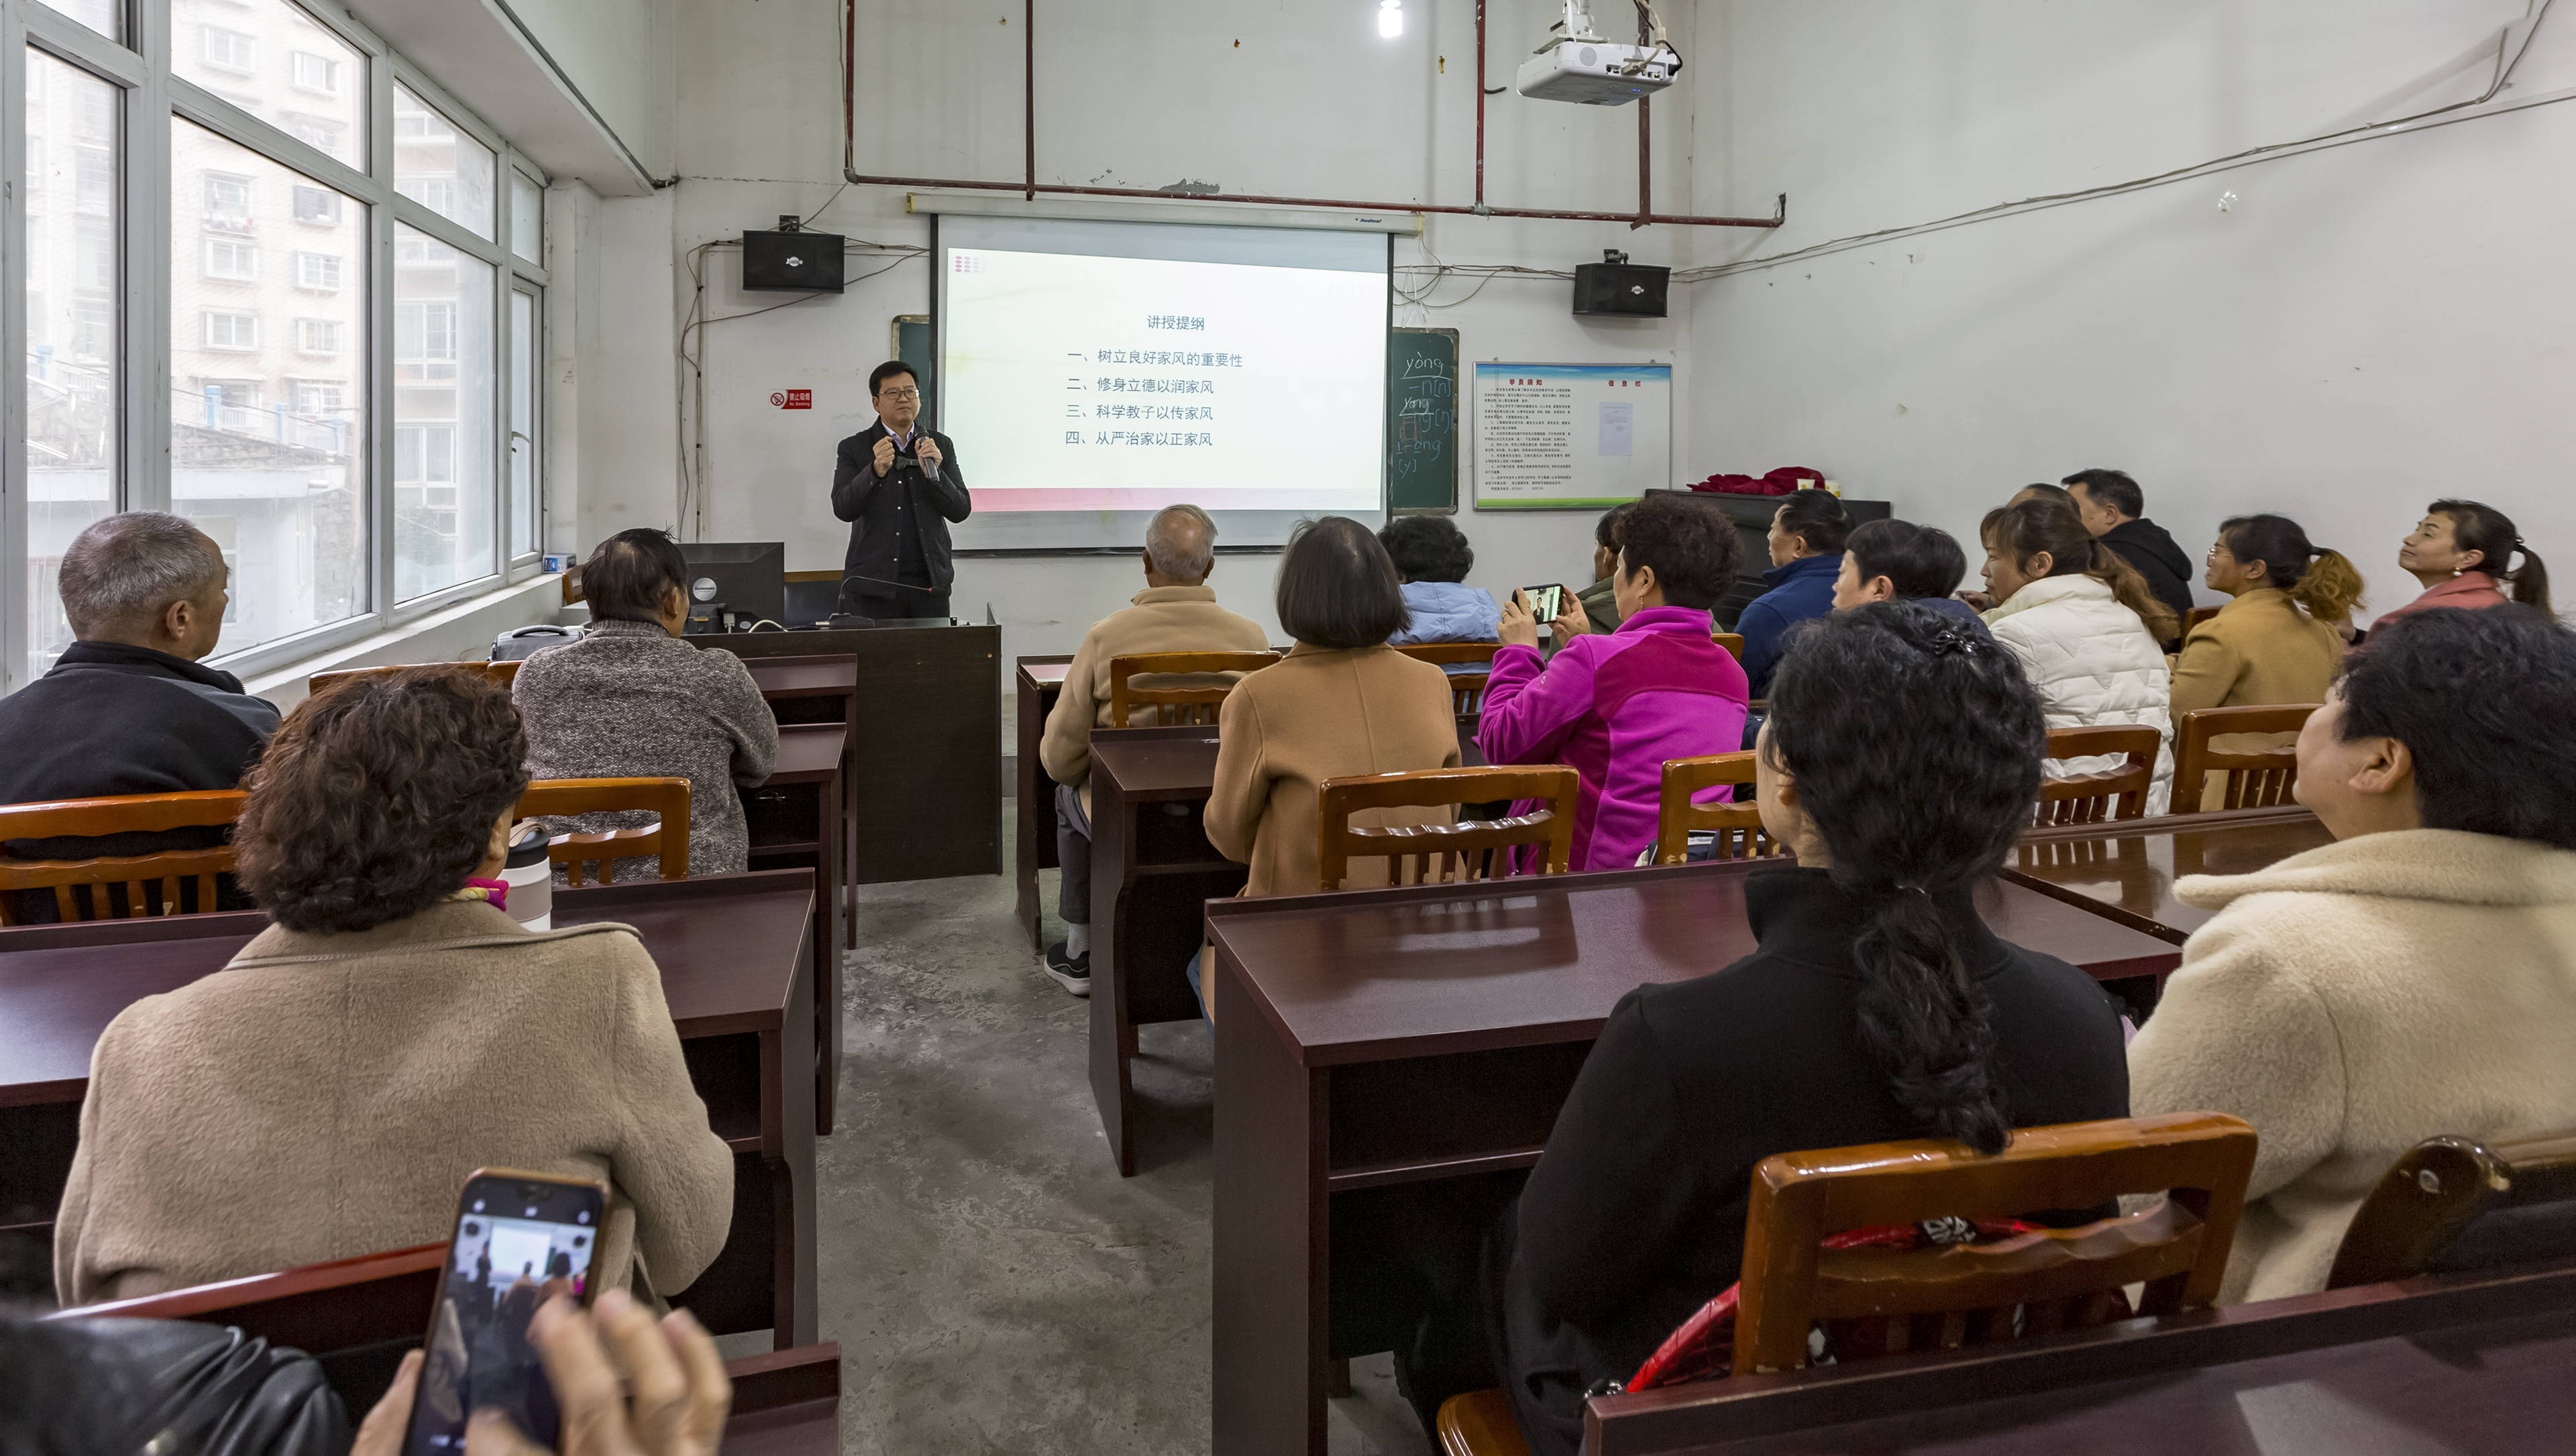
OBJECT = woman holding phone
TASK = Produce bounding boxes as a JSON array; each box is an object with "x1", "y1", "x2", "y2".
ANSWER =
[{"x1": 53, "y1": 667, "x2": 733, "y2": 1307}]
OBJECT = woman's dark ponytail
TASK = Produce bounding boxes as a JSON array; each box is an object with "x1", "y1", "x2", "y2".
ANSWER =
[{"x1": 1765, "y1": 603, "x2": 2049, "y2": 1155}]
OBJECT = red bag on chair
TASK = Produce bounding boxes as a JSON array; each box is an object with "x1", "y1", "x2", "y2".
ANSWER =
[{"x1": 1622, "y1": 1217, "x2": 2048, "y2": 1392}]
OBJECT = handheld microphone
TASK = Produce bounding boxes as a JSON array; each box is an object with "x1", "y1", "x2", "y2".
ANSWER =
[{"x1": 912, "y1": 439, "x2": 941, "y2": 483}]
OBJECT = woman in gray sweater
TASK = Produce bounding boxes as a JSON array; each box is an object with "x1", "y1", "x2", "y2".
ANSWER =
[{"x1": 515, "y1": 529, "x2": 777, "y2": 877}]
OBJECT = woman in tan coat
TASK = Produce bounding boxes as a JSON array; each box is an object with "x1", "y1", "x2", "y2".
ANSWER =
[
  {"x1": 2129, "y1": 607, "x2": 2576, "y2": 1303},
  {"x1": 56, "y1": 667, "x2": 733, "y2": 1307},
  {"x1": 1206, "y1": 516, "x2": 1460, "y2": 901},
  {"x1": 2170, "y1": 514, "x2": 2361, "y2": 716}
]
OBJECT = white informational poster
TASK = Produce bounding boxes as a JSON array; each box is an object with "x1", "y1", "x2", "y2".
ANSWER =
[{"x1": 1472, "y1": 362, "x2": 1672, "y2": 510}]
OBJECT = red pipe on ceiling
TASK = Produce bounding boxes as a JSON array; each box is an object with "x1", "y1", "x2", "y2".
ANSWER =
[{"x1": 841, "y1": 0, "x2": 1784, "y2": 231}]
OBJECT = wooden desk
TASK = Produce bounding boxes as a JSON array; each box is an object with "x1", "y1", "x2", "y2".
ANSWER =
[
  {"x1": 1203, "y1": 856, "x2": 2182, "y2": 1456},
  {"x1": 2008, "y1": 805, "x2": 2332, "y2": 947},
  {"x1": 1087, "y1": 726, "x2": 1246, "y2": 1176},
  {"x1": 697, "y1": 625, "x2": 1002, "y2": 884},
  {"x1": 1014, "y1": 655, "x2": 1075, "y2": 952},
  {"x1": 747, "y1": 654, "x2": 860, "y2": 948},
  {"x1": 1582, "y1": 1258, "x2": 2576, "y2": 1454},
  {"x1": 0, "y1": 871, "x2": 818, "y2": 1347},
  {"x1": 745, "y1": 722, "x2": 846, "y2": 1135}
]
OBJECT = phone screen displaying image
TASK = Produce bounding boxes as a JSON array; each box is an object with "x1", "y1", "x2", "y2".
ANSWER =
[
  {"x1": 1521, "y1": 584, "x2": 1564, "y2": 622},
  {"x1": 406, "y1": 1174, "x2": 605, "y2": 1454}
]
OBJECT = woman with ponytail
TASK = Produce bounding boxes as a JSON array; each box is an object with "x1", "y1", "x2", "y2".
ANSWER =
[
  {"x1": 2172, "y1": 515, "x2": 2362, "y2": 719},
  {"x1": 1448, "y1": 604, "x2": 2129, "y2": 1456},
  {"x1": 2381, "y1": 499, "x2": 2555, "y2": 622},
  {"x1": 1979, "y1": 498, "x2": 2178, "y2": 811}
]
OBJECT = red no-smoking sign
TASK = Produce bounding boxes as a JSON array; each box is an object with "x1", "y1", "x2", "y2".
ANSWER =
[{"x1": 770, "y1": 390, "x2": 812, "y2": 409}]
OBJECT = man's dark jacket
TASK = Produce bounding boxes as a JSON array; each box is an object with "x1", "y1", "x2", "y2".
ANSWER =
[
  {"x1": 830, "y1": 423, "x2": 972, "y2": 596},
  {"x1": 2100, "y1": 517, "x2": 2197, "y2": 643},
  {"x1": 0, "y1": 641, "x2": 279, "y2": 860}
]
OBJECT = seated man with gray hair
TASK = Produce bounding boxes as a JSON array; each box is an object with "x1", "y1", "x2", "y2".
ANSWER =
[
  {"x1": 1034, "y1": 504, "x2": 1269, "y2": 995},
  {"x1": 0, "y1": 512, "x2": 280, "y2": 913}
]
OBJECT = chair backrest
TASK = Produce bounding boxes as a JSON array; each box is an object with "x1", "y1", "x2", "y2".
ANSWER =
[
  {"x1": 0, "y1": 790, "x2": 248, "y2": 924},
  {"x1": 2169, "y1": 704, "x2": 2315, "y2": 816},
  {"x1": 1733, "y1": 1113, "x2": 2257, "y2": 1376},
  {"x1": 2180, "y1": 606, "x2": 2221, "y2": 638},
  {"x1": 2034, "y1": 725, "x2": 2161, "y2": 827},
  {"x1": 1713, "y1": 631, "x2": 1745, "y2": 661},
  {"x1": 2328, "y1": 1130, "x2": 2576, "y2": 1288},
  {"x1": 309, "y1": 660, "x2": 521, "y2": 697},
  {"x1": 1654, "y1": 752, "x2": 1779, "y2": 865},
  {"x1": 1392, "y1": 642, "x2": 1501, "y2": 716},
  {"x1": 1317, "y1": 765, "x2": 1579, "y2": 890},
  {"x1": 515, "y1": 777, "x2": 691, "y2": 885},
  {"x1": 55, "y1": 1241, "x2": 445, "y2": 1347},
  {"x1": 1106, "y1": 651, "x2": 1280, "y2": 728}
]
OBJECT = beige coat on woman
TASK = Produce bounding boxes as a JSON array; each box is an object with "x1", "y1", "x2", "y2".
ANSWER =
[
  {"x1": 56, "y1": 899, "x2": 735, "y2": 1306},
  {"x1": 2128, "y1": 829, "x2": 2576, "y2": 1303},
  {"x1": 1206, "y1": 644, "x2": 1461, "y2": 899}
]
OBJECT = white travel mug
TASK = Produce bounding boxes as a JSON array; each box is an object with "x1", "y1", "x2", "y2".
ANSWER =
[{"x1": 502, "y1": 820, "x2": 554, "y2": 931}]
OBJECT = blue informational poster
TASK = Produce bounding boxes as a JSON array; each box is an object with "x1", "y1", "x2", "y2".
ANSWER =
[{"x1": 1472, "y1": 361, "x2": 1672, "y2": 509}]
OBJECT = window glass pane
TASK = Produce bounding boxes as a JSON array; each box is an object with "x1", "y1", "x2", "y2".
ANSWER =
[
  {"x1": 510, "y1": 288, "x2": 537, "y2": 555},
  {"x1": 170, "y1": 117, "x2": 366, "y2": 653},
  {"x1": 509, "y1": 172, "x2": 541, "y2": 262},
  {"x1": 41, "y1": 0, "x2": 123, "y2": 45},
  {"x1": 396, "y1": 223, "x2": 496, "y2": 598},
  {"x1": 25, "y1": 51, "x2": 121, "y2": 683},
  {"x1": 395, "y1": 84, "x2": 494, "y2": 240},
  {"x1": 172, "y1": 0, "x2": 363, "y2": 167}
]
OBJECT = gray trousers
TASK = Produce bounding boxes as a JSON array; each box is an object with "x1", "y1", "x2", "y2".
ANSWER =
[{"x1": 1055, "y1": 781, "x2": 1093, "y2": 926}]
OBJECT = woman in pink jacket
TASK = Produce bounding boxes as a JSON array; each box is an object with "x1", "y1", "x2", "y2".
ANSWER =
[{"x1": 1480, "y1": 493, "x2": 1751, "y2": 871}]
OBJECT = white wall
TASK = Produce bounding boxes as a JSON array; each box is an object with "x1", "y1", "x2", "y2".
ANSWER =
[
  {"x1": 498, "y1": 0, "x2": 678, "y2": 176},
  {"x1": 577, "y1": 0, "x2": 1743, "y2": 679},
  {"x1": 1682, "y1": 0, "x2": 2576, "y2": 620}
]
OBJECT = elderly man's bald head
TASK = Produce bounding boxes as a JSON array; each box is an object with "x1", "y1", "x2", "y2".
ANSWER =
[{"x1": 1144, "y1": 504, "x2": 1218, "y2": 584}]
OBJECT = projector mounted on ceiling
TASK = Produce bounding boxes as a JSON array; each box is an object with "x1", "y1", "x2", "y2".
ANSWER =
[{"x1": 1514, "y1": 0, "x2": 1679, "y2": 107}]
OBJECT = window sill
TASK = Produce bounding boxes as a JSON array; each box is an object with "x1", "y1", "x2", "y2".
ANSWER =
[{"x1": 241, "y1": 571, "x2": 569, "y2": 710}]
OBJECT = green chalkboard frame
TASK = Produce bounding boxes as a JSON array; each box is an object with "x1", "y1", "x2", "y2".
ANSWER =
[
  {"x1": 1388, "y1": 327, "x2": 1460, "y2": 514},
  {"x1": 892, "y1": 314, "x2": 934, "y2": 429}
]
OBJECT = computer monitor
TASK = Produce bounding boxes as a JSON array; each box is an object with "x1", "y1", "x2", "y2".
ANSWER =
[{"x1": 675, "y1": 542, "x2": 786, "y2": 634}]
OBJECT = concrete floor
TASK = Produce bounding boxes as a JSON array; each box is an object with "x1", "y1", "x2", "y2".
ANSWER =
[{"x1": 811, "y1": 802, "x2": 1434, "y2": 1454}]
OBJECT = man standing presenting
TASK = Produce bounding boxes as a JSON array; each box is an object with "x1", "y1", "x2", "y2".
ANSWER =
[
  {"x1": 832, "y1": 361, "x2": 971, "y2": 619},
  {"x1": 2062, "y1": 467, "x2": 2196, "y2": 647}
]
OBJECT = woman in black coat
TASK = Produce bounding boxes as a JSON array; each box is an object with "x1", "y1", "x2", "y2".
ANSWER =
[{"x1": 1405, "y1": 602, "x2": 2132, "y2": 1455}]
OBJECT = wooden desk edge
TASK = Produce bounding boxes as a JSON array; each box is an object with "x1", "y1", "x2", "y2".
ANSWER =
[
  {"x1": 1582, "y1": 1257, "x2": 2576, "y2": 1455},
  {"x1": 2016, "y1": 802, "x2": 2319, "y2": 846},
  {"x1": 1997, "y1": 867, "x2": 2193, "y2": 948}
]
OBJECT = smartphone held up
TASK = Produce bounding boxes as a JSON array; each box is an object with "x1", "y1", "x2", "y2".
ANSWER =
[
  {"x1": 404, "y1": 1170, "x2": 608, "y2": 1455},
  {"x1": 1519, "y1": 583, "x2": 1565, "y2": 623}
]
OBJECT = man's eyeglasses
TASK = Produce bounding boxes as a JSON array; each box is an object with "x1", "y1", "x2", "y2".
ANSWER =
[{"x1": 877, "y1": 387, "x2": 922, "y2": 401}]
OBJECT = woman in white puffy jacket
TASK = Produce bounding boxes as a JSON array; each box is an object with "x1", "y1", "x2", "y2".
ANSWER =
[{"x1": 1978, "y1": 498, "x2": 2182, "y2": 813}]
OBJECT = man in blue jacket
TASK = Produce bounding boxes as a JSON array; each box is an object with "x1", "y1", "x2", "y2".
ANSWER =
[{"x1": 1735, "y1": 490, "x2": 1852, "y2": 696}]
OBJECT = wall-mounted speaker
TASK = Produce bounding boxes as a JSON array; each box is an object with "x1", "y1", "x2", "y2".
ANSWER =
[
  {"x1": 743, "y1": 227, "x2": 845, "y2": 292},
  {"x1": 1572, "y1": 256, "x2": 1670, "y2": 318}
]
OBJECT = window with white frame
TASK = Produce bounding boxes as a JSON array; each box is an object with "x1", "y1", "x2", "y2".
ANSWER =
[
  {"x1": 204, "y1": 237, "x2": 258, "y2": 280},
  {"x1": 7, "y1": 0, "x2": 555, "y2": 692},
  {"x1": 293, "y1": 250, "x2": 341, "y2": 290},
  {"x1": 290, "y1": 51, "x2": 339, "y2": 96},
  {"x1": 203, "y1": 311, "x2": 258, "y2": 350},
  {"x1": 201, "y1": 26, "x2": 256, "y2": 72}
]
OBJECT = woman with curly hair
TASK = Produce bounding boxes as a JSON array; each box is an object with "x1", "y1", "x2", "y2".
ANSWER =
[
  {"x1": 1381, "y1": 514, "x2": 1501, "y2": 661},
  {"x1": 53, "y1": 667, "x2": 733, "y2": 1308}
]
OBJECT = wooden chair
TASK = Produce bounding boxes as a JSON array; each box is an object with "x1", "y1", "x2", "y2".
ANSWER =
[
  {"x1": 2169, "y1": 704, "x2": 2315, "y2": 816},
  {"x1": 1438, "y1": 1113, "x2": 2258, "y2": 1453},
  {"x1": 56, "y1": 1241, "x2": 843, "y2": 1423},
  {"x1": 2180, "y1": 605, "x2": 2221, "y2": 639},
  {"x1": 2033, "y1": 725, "x2": 2161, "y2": 827},
  {"x1": 309, "y1": 660, "x2": 522, "y2": 697},
  {"x1": 1713, "y1": 630, "x2": 1745, "y2": 661},
  {"x1": 1654, "y1": 752, "x2": 1780, "y2": 864},
  {"x1": 1317, "y1": 765, "x2": 1579, "y2": 889},
  {"x1": 1392, "y1": 641, "x2": 1501, "y2": 716},
  {"x1": 1105, "y1": 651, "x2": 1279, "y2": 728},
  {"x1": 0, "y1": 789, "x2": 247, "y2": 924},
  {"x1": 515, "y1": 777, "x2": 691, "y2": 885},
  {"x1": 2328, "y1": 1130, "x2": 2576, "y2": 1288}
]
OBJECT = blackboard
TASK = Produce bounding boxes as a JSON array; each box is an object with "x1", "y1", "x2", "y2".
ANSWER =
[
  {"x1": 1388, "y1": 327, "x2": 1459, "y2": 513},
  {"x1": 893, "y1": 315, "x2": 934, "y2": 429}
]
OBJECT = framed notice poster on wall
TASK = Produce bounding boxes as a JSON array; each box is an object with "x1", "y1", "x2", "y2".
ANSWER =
[{"x1": 1472, "y1": 362, "x2": 1672, "y2": 510}]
